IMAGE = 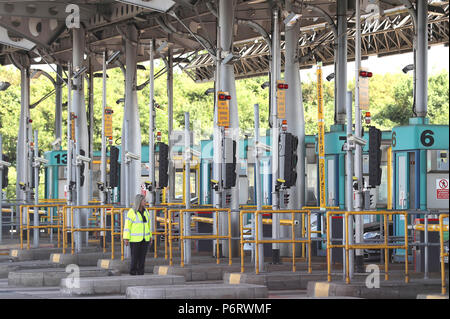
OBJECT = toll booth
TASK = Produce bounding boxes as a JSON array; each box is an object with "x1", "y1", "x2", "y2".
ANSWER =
[
  {"x1": 392, "y1": 118, "x2": 449, "y2": 262},
  {"x1": 323, "y1": 125, "x2": 392, "y2": 210}
]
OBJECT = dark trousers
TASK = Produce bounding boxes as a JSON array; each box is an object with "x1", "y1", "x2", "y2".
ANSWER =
[{"x1": 130, "y1": 240, "x2": 149, "y2": 275}]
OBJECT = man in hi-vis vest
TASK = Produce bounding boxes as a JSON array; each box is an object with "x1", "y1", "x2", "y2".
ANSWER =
[{"x1": 123, "y1": 194, "x2": 153, "y2": 275}]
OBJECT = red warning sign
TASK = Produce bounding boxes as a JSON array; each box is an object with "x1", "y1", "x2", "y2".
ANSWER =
[{"x1": 436, "y1": 178, "x2": 449, "y2": 200}]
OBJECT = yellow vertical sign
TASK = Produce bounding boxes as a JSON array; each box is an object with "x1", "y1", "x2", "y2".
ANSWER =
[
  {"x1": 277, "y1": 80, "x2": 286, "y2": 119},
  {"x1": 316, "y1": 64, "x2": 326, "y2": 209},
  {"x1": 217, "y1": 91, "x2": 230, "y2": 127},
  {"x1": 359, "y1": 68, "x2": 369, "y2": 110},
  {"x1": 104, "y1": 107, "x2": 113, "y2": 138},
  {"x1": 70, "y1": 112, "x2": 76, "y2": 142}
]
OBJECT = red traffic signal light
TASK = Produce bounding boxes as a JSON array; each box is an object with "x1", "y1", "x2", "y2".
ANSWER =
[
  {"x1": 277, "y1": 83, "x2": 289, "y2": 90},
  {"x1": 218, "y1": 94, "x2": 231, "y2": 101},
  {"x1": 359, "y1": 71, "x2": 373, "y2": 78}
]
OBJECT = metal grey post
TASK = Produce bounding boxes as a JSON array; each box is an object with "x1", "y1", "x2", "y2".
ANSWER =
[
  {"x1": 254, "y1": 104, "x2": 264, "y2": 273},
  {"x1": 72, "y1": 26, "x2": 90, "y2": 252},
  {"x1": 416, "y1": 0, "x2": 428, "y2": 118},
  {"x1": 354, "y1": 0, "x2": 364, "y2": 274},
  {"x1": 184, "y1": 112, "x2": 191, "y2": 265},
  {"x1": 213, "y1": 20, "x2": 222, "y2": 257},
  {"x1": 284, "y1": 0, "x2": 305, "y2": 256},
  {"x1": 33, "y1": 130, "x2": 39, "y2": 248},
  {"x1": 16, "y1": 61, "x2": 31, "y2": 212},
  {"x1": 335, "y1": 0, "x2": 347, "y2": 125},
  {"x1": 167, "y1": 44, "x2": 175, "y2": 203},
  {"x1": 271, "y1": 7, "x2": 281, "y2": 259},
  {"x1": 121, "y1": 24, "x2": 141, "y2": 208},
  {"x1": 55, "y1": 65, "x2": 63, "y2": 149},
  {"x1": 149, "y1": 39, "x2": 156, "y2": 207},
  {"x1": 101, "y1": 50, "x2": 107, "y2": 206},
  {"x1": 345, "y1": 91, "x2": 354, "y2": 279},
  {"x1": 218, "y1": 0, "x2": 239, "y2": 257}
]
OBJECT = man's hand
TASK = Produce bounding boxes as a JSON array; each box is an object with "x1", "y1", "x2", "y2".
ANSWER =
[{"x1": 124, "y1": 239, "x2": 129, "y2": 246}]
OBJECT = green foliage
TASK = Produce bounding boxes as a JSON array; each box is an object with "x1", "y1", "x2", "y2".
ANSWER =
[{"x1": 0, "y1": 64, "x2": 448, "y2": 200}]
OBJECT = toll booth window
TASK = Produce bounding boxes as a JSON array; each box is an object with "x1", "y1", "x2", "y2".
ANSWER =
[
  {"x1": 247, "y1": 164, "x2": 255, "y2": 205},
  {"x1": 377, "y1": 164, "x2": 388, "y2": 206},
  {"x1": 306, "y1": 163, "x2": 318, "y2": 206}
]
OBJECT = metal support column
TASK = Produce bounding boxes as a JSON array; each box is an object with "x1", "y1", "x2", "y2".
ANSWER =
[
  {"x1": 218, "y1": 0, "x2": 239, "y2": 258},
  {"x1": 213, "y1": 16, "x2": 223, "y2": 258},
  {"x1": 254, "y1": 104, "x2": 264, "y2": 273},
  {"x1": 354, "y1": 0, "x2": 364, "y2": 274},
  {"x1": 149, "y1": 39, "x2": 155, "y2": 207},
  {"x1": 72, "y1": 26, "x2": 89, "y2": 252},
  {"x1": 167, "y1": 43, "x2": 175, "y2": 202},
  {"x1": 345, "y1": 90, "x2": 354, "y2": 278},
  {"x1": 284, "y1": 0, "x2": 305, "y2": 257},
  {"x1": 101, "y1": 50, "x2": 107, "y2": 206},
  {"x1": 16, "y1": 57, "x2": 31, "y2": 212},
  {"x1": 184, "y1": 112, "x2": 191, "y2": 265},
  {"x1": 33, "y1": 130, "x2": 40, "y2": 248},
  {"x1": 335, "y1": 0, "x2": 347, "y2": 125},
  {"x1": 121, "y1": 24, "x2": 142, "y2": 207},
  {"x1": 416, "y1": 0, "x2": 428, "y2": 118},
  {"x1": 271, "y1": 7, "x2": 281, "y2": 262},
  {"x1": 55, "y1": 65, "x2": 63, "y2": 150}
]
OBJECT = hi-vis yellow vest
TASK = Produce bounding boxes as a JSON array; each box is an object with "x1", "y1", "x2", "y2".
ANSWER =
[{"x1": 123, "y1": 209, "x2": 152, "y2": 242}]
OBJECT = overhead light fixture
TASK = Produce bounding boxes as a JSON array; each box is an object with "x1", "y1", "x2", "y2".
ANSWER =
[
  {"x1": 0, "y1": 81, "x2": 11, "y2": 91},
  {"x1": 137, "y1": 64, "x2": 146, "y2": 70},
  {"x1": 106, "y1": 51, "x2": 121, "y2": 65},
  {"x1": 114, "y1": 0, "x2": 175, "y2": 13},
  {"x1": 116, "y1": 98, "x2": 125, "y2": 104},
  {"x1": 402, "y1": 64, "x2": 414, "y2": 74},
  {"x1": 326, "y1": 73, "x2": 335, "y2": 81}
]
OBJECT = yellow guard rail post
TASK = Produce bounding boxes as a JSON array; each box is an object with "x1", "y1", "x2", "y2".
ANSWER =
[
  {"x1": 19, "y1": 204, "x2": 65, "y2": 250},
  {"x1": 326, "y1": 210, "x2": 409, "y2": 284},
  {"x1": 240, "y1": 209, "x2": 311, "y2": 274},
  {"x1": 439, "y1": 214, "x2": 449, "y2": 295},
  {"x1": 168, "y1": 208, "x2": 231, "y2": 267},
  {"x1": 62, "y1": 205, "x2": 113, "y2": 255},
  {"x1": 110, "y1": 207, "x2": 126, "y2": 260},
  {"x1": 146, "y1": 207, "x2": 168, "y2": 259}
]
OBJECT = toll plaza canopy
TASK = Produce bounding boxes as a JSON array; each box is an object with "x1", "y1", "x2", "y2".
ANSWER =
[{"x1": 0, "y1": 0, "x2": 448, "y2": 80}]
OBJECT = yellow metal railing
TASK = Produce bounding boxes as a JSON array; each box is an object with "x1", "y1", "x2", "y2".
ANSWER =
[
  {"x1": 19, "y1": 204, "x2": 65, "y2": 250},
  {"x1": 326, "y1": 210, "x2": 409, "y2": 284},
  {"x1": 439, "y1": 214, "x2": 449, "y2": 295},
  {"x1": 168, "y1": 208, "x2": 232, "y2": 267},
  {"x1": 62, "y1": 205, "x2": 113, "y2": 254},
  {"x1": 146, "y1": 207, "x2": 168, "y2": 259},
  {"x1": 240, "y1": 209, "x2": 311, "y2": 274}
]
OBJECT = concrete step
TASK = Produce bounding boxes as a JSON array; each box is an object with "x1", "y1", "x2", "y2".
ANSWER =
[
  {"x1": 126, "y1": 283, "x2": 268, "y2": 299},
  {"x1": 224, "y1": 271, "x2": 336, "y2": 290},
  {"x1": 8, "y1": 267, "x2": 119, "y2": 287},
  {"x1": 307, "y1": 278, "x2": 448, "y2": 299},
  {"x1": 10, "y1": 248, "x2": 64, "y2": 261},
  {"x1": 0, "y1": 260, "x2": 62, "y2": 278},
  {"x1": 97, "y1": 258, "x2": 171, "y2": 274},
  {"x1": 60, "y1": 274, "x2": 185, "y2": 295},
  {"x1": 50, "y1": 252, "x2": 112, "y2": 266},
  {"x1": 154, "y1": 263, "x2": 243, "y2": 281}
]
